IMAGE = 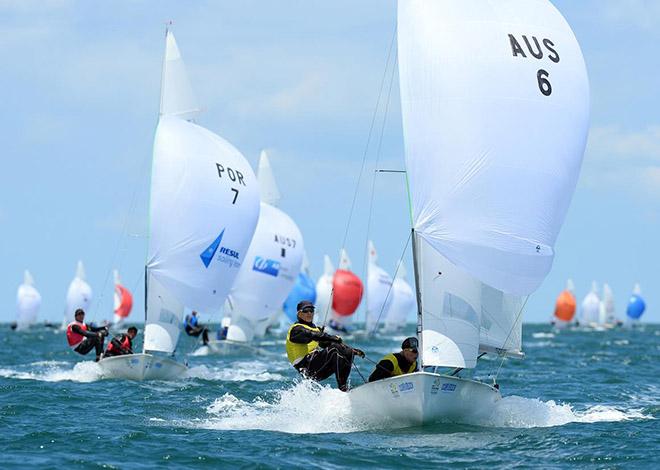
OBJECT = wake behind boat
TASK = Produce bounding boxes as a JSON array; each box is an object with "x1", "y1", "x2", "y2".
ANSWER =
[
  {"x1": 99, "y1": 28, "x2": 260, "y2": 380},
  {"x1": 349, "y1": 0, "x2": 589, "y2": 426}
]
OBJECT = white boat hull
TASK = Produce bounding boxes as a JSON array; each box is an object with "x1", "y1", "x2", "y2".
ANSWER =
[
  {"x1": 348, "y1": 372, "x2": 500, "y2": 427},
  {"x1": 98, "y1": 353, "x2": 187, "y2": 381}
]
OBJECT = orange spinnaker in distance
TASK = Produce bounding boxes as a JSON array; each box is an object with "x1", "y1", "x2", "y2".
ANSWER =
[{"x1": 554, "y1": 290, "x2": 576, "y2": 322}]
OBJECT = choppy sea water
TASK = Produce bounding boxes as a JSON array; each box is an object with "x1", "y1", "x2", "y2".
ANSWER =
[{"x1": 0, "y1": 323, "x2": 658, "y2": 468}]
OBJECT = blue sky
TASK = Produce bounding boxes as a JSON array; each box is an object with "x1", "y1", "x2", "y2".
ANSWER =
[{"x1": 1, "y1": 0, "x2": 658, "y2": 325}]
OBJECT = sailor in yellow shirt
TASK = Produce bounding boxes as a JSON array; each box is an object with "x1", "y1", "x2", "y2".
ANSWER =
[
  {"x1": 286, "y1": 301, "x2": 364, "y2": 392},
  {"x1": 368, "y1": 337, "x2": 418, "y2": 382}
]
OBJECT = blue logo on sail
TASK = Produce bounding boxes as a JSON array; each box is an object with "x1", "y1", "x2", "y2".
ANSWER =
[
  {"x1": 200, "y1": 229, "x2": 225, "y2": 268},
  {"x1": 253, "y1": 256, "x2": 280, "y2": 277}
]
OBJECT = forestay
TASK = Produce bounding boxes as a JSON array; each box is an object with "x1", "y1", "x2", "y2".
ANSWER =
[
  {"x1": 145, "y1": 31, "x2": 260, "y2": 354},
  {"x1": 399, "y1": 0, "x2": 589, "y2": 367}
]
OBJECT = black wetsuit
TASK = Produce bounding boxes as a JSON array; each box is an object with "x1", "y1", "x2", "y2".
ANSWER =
[
  {"x1": 289, "y1": 320, "x2": 355, "y2": 391},
  {"x1": 104, "y1": 333, "x2": 133, "y2": 357},
  {"x1": 368, "y1": 352, "x2": 415, "y2": 382},
  {"x1": 72, "y1": 323, "x2": 107, "y2": 358}
]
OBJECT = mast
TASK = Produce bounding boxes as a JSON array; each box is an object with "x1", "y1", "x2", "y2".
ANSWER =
[
  {"x1": 410, "y1": 228, "x2": 423, "y2": 368},
  {"x1": 143, "y1": 265, "x2": 148, "y2": 354}
]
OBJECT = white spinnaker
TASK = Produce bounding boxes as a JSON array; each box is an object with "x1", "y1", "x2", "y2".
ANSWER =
[
  {"x1": 145, "y1": 32, "x2": 260, "y2": 354},
  {"x1": 366, "y1": 241, "x2": 393, "y2": 332},
  {"x1": 315, "y1": 255, "x2": 335, "y2": 324},
  {"x1": 65, "y1": 260, "x2": 93, "y2": 322},
  {"x1": 226, "y1": 202, "x2": 304, "y2": 339},
  {"x1": 16, "y1": 270, "x2": 41, "y2": 330},
  {"x1": 383, "y1": 262, "x2": 415, "y2": 332},
  {"x1": 160, "y1": 30, "x2": 201, "y2": 120},
  {"x1": 581, "y1": 282, "x2": 601, "y2": 324},
  {"x1": 399, "y1": 0, "x2": 589, "y2": 367}
]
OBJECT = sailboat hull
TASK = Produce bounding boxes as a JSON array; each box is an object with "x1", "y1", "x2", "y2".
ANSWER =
[
  {"x1": 98, "y1": 353, "x2": 187, "y2": 381},
  {"x1": 348, "y1": 372, "x2": 500, "y2": 427}
]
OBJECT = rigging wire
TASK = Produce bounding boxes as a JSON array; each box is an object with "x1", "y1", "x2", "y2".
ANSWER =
[
  {"x1": 321, "y1": 23, "x2": 398, "y2": 327},
  {"x1": 90, "y1": 147, "x2": 152, "y2": 323}
]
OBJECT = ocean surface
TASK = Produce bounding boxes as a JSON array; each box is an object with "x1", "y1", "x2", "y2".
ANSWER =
[{"x1": 0, "y1": 323, "x2": 658, "y2": 469}]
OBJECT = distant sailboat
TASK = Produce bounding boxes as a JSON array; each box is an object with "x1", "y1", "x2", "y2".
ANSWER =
[
  {"x1": 382, "y1": 261, "x2": 415, "y2": 333},
  {"x1": 98, "y1": 28, "x2": 260, "y2": 380},
  {"x1": 282, "y1": 252, "x2": 317, "y2": 323},
  {"x1": 327, "y1": 249, "x2": 363, "y2": 334},
  {"x1": 552, "y1": 279, "x2": 576, "y2": 327},
  {"x1": 349, "y1": 0, "x2": 589, "y2": 426},
  {"x1": 224, "y1": 150, "x2": 304, "y2": 343},
  {"x1": 365, "y1": 241, "x2": 393, "y2": 334},
  {"x1": 581, "y1": 281, "x2": 601, "y2": 326},
  {"x1": 16, "y1": 270, "x2": 41, "y2": 331},
  {"x1": 64, "y1": 260, "x2": 93, "y2": 326},
  {"x1": 626, "y1": 283, "x2": 646, "y2": 324},
  {"x1": 112, "y1": 270, "x2": 133, "y2": 326},
  {"x1": 599, "y1": 283, "x2": 618, "y2": 327}
]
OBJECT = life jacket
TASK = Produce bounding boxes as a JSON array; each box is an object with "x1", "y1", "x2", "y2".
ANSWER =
[
  {"x1": 66, "y1": 321, "x2": 87, "y2": 348},
  {"x1": 381, "y1": 353, "x2": 417, "y2": 377},
  {"x1": 286, "y1": 322, "x2": 321, "y2": 365},
  {"x1": 106, "y1": 334, "x2": 131, "y2": 354}
]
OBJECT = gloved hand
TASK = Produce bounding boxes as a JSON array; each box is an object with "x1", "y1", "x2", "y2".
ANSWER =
[{"x1": 352, "y1": 348, "x2": 365, "y2": 358}]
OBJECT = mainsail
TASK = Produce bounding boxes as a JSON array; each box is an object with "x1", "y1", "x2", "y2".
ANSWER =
[
  {"x1": 315, "y1": 255, "x2": 335, "y2": 323},
  {"x1": 65, "y1": 260, "x2": 93, "y2": 323},
  {"x1": 144, "y1": 30, "x2": 260, "y2": 353},
  {"x1": 16, "y1": 270, "x2": 41, "y2": 330},
  {"x1": 365, "y1": 241, "x2": 393, "y2": 332},
  {"x1": 398, "y1": 0, "x2": 589, "y2": 367}
]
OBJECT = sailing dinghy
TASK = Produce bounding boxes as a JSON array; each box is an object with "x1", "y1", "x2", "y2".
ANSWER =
[
  {"x1": 98, "y1": 29, "x2": 260, "y2": 380},
  {"x1": 62, "y1": 260, "x2": 93, "y2": 328},
  {"x1": 349, "y1": 0, "x2": 589, "y2": 426},
  {"x1": 111, "y1": 270, "x2": 133, "y2": 327},
  {"x1": 365, "y1": 241, "x2": 394, "y2": 334},
  {"x1": 552, "y1": 279, "x2": 576, "y2": 328},
  {"x1": 15, "y1": 270, "x2": 41, "y2": 331},
  {"x1": 626, "y1": 283, "x2": 646, "y2": 325},
  {"x1": 580, "y1": 281, "x2": 602, "y2": 328},
  {"x1": 326, "y1": 249, "x2": 363, "y2": 335}
]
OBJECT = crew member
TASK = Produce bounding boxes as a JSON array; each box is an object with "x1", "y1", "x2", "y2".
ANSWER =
[
  {"x1": 368, "y1": 337, "x2": 418, "y2": 382},
  {"x1": 184, "y1": 310, "x2": 209, "y2": 345},
  {"x1": 66, "y1": 308, "x2": 108, "y2": 362},
  {"x1": 104, "y1": 326, "x2": 138, "y2": 358},
  {"x1": 286, "y1": 301, "x2": 364, "y2": 392}
]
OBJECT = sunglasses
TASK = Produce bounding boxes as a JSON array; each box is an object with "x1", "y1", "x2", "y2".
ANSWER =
[
  {"x1": 301, "y1": 307, "x2": 315, "y2": 313},
  {"x1": 405, "y1": 348, "x2": 418, "y2": 354}
]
